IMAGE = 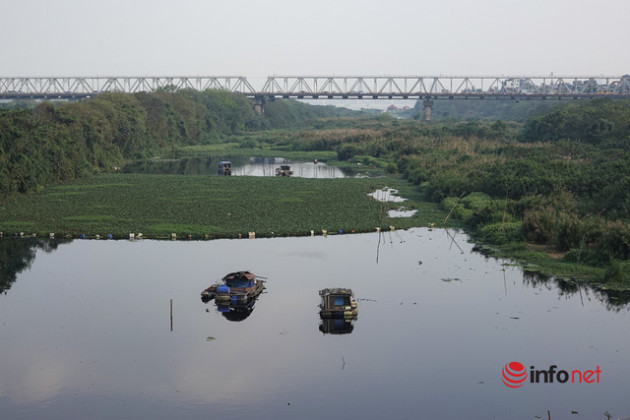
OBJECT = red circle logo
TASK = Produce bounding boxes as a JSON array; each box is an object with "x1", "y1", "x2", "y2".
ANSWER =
[{"x1": 502, "y1": 362, "x2": 527, "y2": 388}]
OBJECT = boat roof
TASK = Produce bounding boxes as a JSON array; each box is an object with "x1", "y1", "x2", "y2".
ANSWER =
[
  {"x1": 222, "y1": 271, "x2": 256, "y2": 282},
  {"x1": 319, "y1": 288, "x2": 354, "y2": 297}
]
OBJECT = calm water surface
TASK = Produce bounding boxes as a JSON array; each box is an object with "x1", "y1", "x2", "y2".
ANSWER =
[
  {"x1": 124, "y1": 156, "x2": 347, "y2": 178},
  {"x1": 1, "y1": 229, "x2": 629, "y2": 419}
]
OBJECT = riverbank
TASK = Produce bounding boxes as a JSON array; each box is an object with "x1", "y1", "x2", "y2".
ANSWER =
[{"x1": 2, "y1": 172, "x2": 627, "y2": 290}]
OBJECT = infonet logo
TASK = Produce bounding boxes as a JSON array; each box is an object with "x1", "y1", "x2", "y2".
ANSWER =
[{"x1": 502, "y1": 362, "x2": 601, "y2": 388}]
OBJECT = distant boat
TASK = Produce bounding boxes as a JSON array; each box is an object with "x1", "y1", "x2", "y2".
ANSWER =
[
  {"x1": 275, "y1": 164, "x2": 293, "y2": 177},
  {"x1": 201, "y1": 271, "x2": 265, "y2": 304},
  {"x1": 218, "y1": 161, "x2": 232, "y2": 175},
  {"x1": 319, "y1": 288, "x2": 358, "y2": 319}
]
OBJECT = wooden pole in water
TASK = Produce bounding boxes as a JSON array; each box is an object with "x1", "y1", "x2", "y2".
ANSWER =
[{"x1": 170, "y1": 299, "x2": 173, "y2": 332}]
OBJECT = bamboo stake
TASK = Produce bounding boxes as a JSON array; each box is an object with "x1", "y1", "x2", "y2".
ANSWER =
[
  {"x1": 443, "y1": 191, "x2": 466, "y2": 224},
  {"x1": 502, "y1": 188, "x2": 509, "y2": 232},
  {"x1": 576, "y1": 235, "x2": 586, "y2": 267}
]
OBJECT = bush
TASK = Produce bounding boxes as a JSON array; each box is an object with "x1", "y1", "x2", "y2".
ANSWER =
[
  {"x1": 477, "y1": 222, "x2": 523, "y2": 245},
  {"x1": 461, "y1": 192, "x2": 492, "y2": 210},
  {"x1": 337, "y1": 144, "x2": 360, "y2": 161},
  {"x1": 595, "y1": 220, "x2": 630, "y2": 260},
  {"x1": 522, "y1": 206, "x2": 556, "y2": 244},
  {"x1": 603, "y1": 261, "x2": 625, "y2": 284},
  {"x1": 441, "y1": 197, "x2": 473, "y2": 222}
]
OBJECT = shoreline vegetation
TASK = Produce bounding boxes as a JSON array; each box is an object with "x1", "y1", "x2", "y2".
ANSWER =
[{"x1": 1, "y1": 91, "x2": 630, "y2": 289}]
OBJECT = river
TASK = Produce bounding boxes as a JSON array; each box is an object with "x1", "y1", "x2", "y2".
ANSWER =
[
  {"x1": 123, "y1": 156, "x2": 347, "y2": 178},
  {"x1": 1, "y1": 229, "x2": 629, "y2": 419}
]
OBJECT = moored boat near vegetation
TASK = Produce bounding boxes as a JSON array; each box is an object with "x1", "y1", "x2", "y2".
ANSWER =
[
  {"x1": 217, "y1": 161, "x2": 232, "y2": 175},
  {"x1": 275, "y1": 164, "x2": 293, "y2": 177},
  {"x1": 201, "y1": 271, "x2": 265, "y2": 304}
]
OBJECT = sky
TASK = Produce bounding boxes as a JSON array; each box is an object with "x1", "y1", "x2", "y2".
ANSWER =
[{"x1": 1, "y1": 0, "x2": 629, "y2": 85}]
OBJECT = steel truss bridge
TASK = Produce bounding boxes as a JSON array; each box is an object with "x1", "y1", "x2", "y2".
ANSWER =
[{"x1": 2, "y1": 75, "x2": 630, "y2": 100}]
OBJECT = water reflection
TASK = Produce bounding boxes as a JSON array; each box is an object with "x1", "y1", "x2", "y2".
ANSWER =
[
  {"x1": 124, "y1": 156, "x2": 347, "y2": 178},
  {"x1": 522, "y1": 269, "x2": 630, "y2": 311},
  {"x1": 1, "y1": 234, "x2": 628, "y2": 311},
  {"x1": 203, "y1": 292, "x2": 263, "y2": 322},
  {"x1": 215, "y1": 300, "x2": 258, "y2": 322},
  {"x1": 319, "y1": 318, "x2": 355, "y2": 334},
  {"x1": 0, "y1": 238, "x2": 69, "y2": 294},
  {"x1": 2, "y1": 229, "x2": 630, "y2": 419},
  {"x1": 595, "y1": 288, "x2": 630, "y2": 312}
]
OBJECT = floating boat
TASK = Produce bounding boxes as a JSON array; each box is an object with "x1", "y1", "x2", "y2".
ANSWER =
[
  {"x1": 319, "y1": 288, "x2": 358, "y2": 319},
  {"x1": 201, "y1": 271, "x2": 265, "y2": 304},
  {"x1": 275, "y1": 164, "x2": 293, "y2": 177},
  {"x1": 217, "y1": 161, "x2": 232, "y2": 175}
]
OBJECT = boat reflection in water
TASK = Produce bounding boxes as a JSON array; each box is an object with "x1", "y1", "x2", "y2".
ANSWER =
[
  {"x1": 201, "y1": 271, "x2": 266, "y2": 321},
  {"x1": 318, "y1": 288, "x2": 358, "y2": 334},
  {"x1": 216, "y1": 299, "x2": 258, "y2": 321}
]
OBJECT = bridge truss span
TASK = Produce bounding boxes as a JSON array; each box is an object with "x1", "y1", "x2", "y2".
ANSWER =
[
  {"x1": 259, "y1": 75, "x2": 630, "y2": 99},
  {"x1": 1, "y1": 74, "x2": 629, "y2": 100},
  {"x1": 0, "y1": 76, "x2": 256, "y2": 99}
]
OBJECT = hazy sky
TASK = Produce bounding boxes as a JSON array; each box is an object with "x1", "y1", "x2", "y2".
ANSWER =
[{"x1": 2, "y1": 0, "x2": 629, "y2": 82}]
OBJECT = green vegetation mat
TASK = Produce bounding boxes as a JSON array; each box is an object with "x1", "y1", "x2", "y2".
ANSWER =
[{"x1": 0, "y1": 174, "x2": 447, "y2": 239}]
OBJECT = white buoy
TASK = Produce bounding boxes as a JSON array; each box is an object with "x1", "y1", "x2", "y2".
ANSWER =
[
  {"x1": 129, "y1": 233, "x2": 135, "y2": 239},
  {"x1": 49, "y1": 233, "x2": 55, "y2": 238},
  {"x1": 171, "y1": 233, "x2": 177, "y2": 240},
  {"x1": 310, "y1": 230, "x2": 314, "y2": 236}
]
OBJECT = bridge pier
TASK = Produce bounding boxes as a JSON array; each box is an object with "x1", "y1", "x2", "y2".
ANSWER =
[
  {"x1": 253, "y1": 96, "x2": 266, "y2": 116},
  {"x1": 423, "y1": 99, "x2": 434, "y2": 121}
]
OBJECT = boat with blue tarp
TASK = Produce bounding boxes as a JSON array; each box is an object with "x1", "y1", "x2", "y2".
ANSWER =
[{"x1": 201, "y1": 271, "x2": 265, "y2": 304}]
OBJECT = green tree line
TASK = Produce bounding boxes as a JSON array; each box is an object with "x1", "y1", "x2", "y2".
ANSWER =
[{"x1": 0, "y1": 90, "x2": 353, "y2": 203}]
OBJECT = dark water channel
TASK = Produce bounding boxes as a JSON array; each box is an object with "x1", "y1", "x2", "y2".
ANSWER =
[
  {"x1": 124, "y1": 156, "x2": 347, "y2": 178},
  {"x1": 1, "y1": 229, "x2": 629, "y2": 419}
]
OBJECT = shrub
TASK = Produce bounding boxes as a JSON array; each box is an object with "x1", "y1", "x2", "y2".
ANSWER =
[
  {"x1": 477, "y1": 222, "x2": 523, "y2": 245},
  {"x1": 594, "y1": 220, "x2": 630, "y2": 260},
  {"x1": 522, "y1": 206, "x2": 556, "y2": 244},
  {"x1": 603, "y1": 261, "x2": 625, "y2": 284}
]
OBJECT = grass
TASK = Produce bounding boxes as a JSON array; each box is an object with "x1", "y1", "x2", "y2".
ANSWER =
[{"x1": 0, "y1": 173, "x2": 446, "y2": 239}]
